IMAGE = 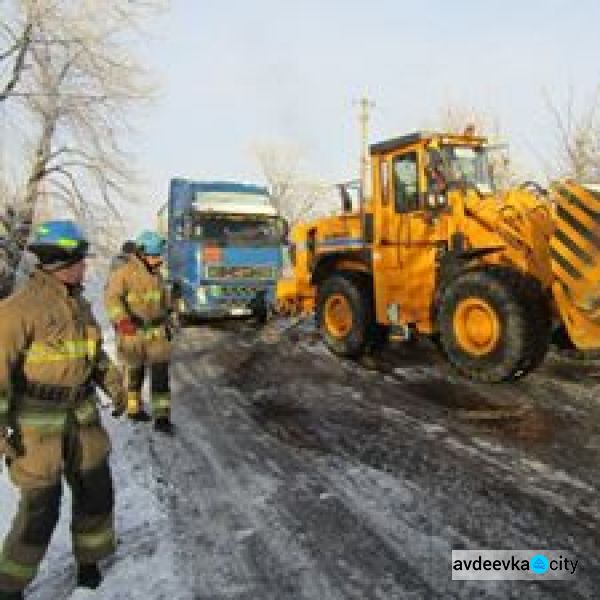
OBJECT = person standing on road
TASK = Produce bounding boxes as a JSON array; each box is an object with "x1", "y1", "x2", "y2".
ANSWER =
[
  {"x1": 108, "y1": 239, "x2": 136, "y2": 273},
  {"x1": 0, "y1": 220, "x2": 127, "y2": 600},
  {"x1": 104, "y1": 231, "x2": 174, "y2": 434}
]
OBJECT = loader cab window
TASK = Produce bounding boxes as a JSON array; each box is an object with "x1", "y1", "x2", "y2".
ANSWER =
[
  {"x1": 441, "y1": 145, "x2": 495, "y2": 194},
  {"x1": 393, "y1": 152, "x2": 419, "y2": 213}
]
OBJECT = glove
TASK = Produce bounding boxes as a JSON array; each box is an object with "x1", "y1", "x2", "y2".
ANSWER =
[{"x1": 115, "y1": 318, "x2": 137, "y2": 337}]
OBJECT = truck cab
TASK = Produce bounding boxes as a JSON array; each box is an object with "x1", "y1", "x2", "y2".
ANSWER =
[{"x1": 165, "y1": 178, "x2": 286, "y2": 320}]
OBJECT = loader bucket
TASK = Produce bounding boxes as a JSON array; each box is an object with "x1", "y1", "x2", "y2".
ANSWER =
[{"x1": 550, "y1": 181, "x2": 600, "y2": 350}]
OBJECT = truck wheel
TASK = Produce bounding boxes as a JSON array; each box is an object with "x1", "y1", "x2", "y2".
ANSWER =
[
  {"x1": 253, "y1": 307, "x2": 268, "y2": 325},
  {"x1": 438, "y1": 269, "x2": 545, "y2": 382},
  {"x1": 368, "y1": 323, "x2": 390, "y2": 352},
  {"x1": 317, "y1": 274, "x2": 371, "y2": 358}
]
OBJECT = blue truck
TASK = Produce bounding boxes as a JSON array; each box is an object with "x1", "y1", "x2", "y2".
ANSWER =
[{"x1": 161, "y1": 178, "x2": 286, "y2": 320}]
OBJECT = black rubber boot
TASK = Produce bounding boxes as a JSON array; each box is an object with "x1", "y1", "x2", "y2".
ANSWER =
[
  {"x1": 77, "y1": 562, "x2": 102, "y2": 589},
  {"x1": 128, "y1": 410, "x2": 152, "y2": 423},
  {"x1": 0, "y1": 590, "x2": 24, "y2": 600},
  {"x1": 153, "y1": 417, "x2": 174, "y2": 435}
]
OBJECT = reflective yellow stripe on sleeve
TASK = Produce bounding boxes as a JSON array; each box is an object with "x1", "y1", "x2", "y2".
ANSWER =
[
  {"x1": 25, "y1": 340, "x2": 98, "y2": 364},
  {"x1": 141, "y1": 326, "x2": 166, "y2": 340},
  {"x1": 108, "y1": 304, "x2": 127, "y2": 321},
  {"x1": 126, "y1": 290, "x2": 162, "y2": 304}
]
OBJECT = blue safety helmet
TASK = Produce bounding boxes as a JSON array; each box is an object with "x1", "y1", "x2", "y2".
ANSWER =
[
  {"x1": 135, "y1": 231, "x2": 165, "y2": 256},
  {"x1": 28, "y1": 220, "x2": 90, "y2": 266}
]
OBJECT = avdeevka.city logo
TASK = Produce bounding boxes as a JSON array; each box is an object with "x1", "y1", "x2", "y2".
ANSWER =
[
  {"x1": 451, "y1": 550, "x2": 578, "y2": 580},
  {"x1": 529, "y1": 554, "x2": 549, "y2": 574}
]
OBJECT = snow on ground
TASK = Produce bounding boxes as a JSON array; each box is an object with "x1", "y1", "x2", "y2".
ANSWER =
[
  {"x1": 0, "y1": 276, "x2": 185, "y2": 599},
  {"x1": 1, "y1": 412, "x2": 185, "y2": 600}
]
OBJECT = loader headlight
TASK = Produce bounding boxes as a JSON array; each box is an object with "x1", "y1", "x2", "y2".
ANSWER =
[{"x1": 437, "y1": 194, "x2": 447, "y2": 207}]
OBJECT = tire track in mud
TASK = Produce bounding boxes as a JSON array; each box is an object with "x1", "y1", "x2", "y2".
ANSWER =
[
  {"x1": 146, "y1": 322, "x2": 600, "y2": 598},
  {"x1": 144, "y1": 324, "x2": 440, "y2": 599},
  {"x1": 213, "y1": 324, "x2": 600, "y2": 596}
]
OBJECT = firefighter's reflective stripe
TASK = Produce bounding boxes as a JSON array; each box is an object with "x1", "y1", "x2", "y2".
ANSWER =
[
  {"x1": 24, "y1": 340, "x2": 97, "y2": 364},
  {"x1": 73, "y1": 527, "x2": 115, "y2": 553},
  {"x1": 140, "y1": 326, "x2": 165, "y2": 340},
  {"x1": 107, "y1": 304, "x2": 127, "y2": 321},
  {"x1": 0, "y1": 392, "x2": 9, "y2": 418},
  {"x1": 151, "y1": 392, "x2": 170, "y2": 418},
  {"x1": 0, "y1": 552, "x2": 37, "y2": 581},
  {"x1": 16, "y1": 412, "x2": 67, "y2": 431},
  {"x1": 74, "y1": 399, "x2": 99, "y2": 425},
  {"x1": 126, "y1": 391, "x2": 141, "y2": 415},
  {"x1": 17, "y1": 398, "x2": 99, "y2": 432},
  {"x1": 126, "y1": 290, "x2": 162, "y2": 304},
  {"x1": 151, "y1": 393, "x2": 170, "y2": 410}
]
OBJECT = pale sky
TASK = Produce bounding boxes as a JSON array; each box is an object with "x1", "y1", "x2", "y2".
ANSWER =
[{"x1": 59, "y1": 0, "x2": 600, "y2": 226}]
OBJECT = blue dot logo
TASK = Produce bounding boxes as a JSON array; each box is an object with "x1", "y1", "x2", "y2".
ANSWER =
[{"x1": 530, "y1": 554, "x2": 549, "y2": 574}]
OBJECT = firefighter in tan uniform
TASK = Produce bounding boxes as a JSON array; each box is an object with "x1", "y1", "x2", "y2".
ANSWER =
[
  {"x1": 0, "y1": 220, "x2": 127, "y2": 600},
  {"x1": 104, "y1": 231, "x2": 173, "y2": 434}
]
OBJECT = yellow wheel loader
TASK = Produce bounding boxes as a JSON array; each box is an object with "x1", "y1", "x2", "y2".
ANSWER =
[{"x1": 276, "y1": 131, "x2": 600, "y2": 382}]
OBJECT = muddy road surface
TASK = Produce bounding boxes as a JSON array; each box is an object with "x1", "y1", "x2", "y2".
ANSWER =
[{"x1": 136, "y1": 319, "x2": 600, "y2": 599}]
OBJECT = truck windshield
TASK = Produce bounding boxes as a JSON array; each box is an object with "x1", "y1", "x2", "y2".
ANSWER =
[
  {"x1": 190, "y1": 215, "x2": 282, "y2": 246},
  {"x1": 441, "y1": 145, "x2": 495, "y2": 194}
]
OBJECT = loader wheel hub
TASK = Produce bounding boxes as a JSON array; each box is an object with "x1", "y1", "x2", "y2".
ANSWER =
[
  {"x1": 324, "y1": 293, "x2": 353, "y2": 338},
  {"x1": 454, "y1": 298, "x2": 500, "y2": 356}
]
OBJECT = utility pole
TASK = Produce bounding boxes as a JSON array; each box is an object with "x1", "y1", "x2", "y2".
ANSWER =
[{"x1": 357, "y1": 96, "x2": 375, "y2": 198}]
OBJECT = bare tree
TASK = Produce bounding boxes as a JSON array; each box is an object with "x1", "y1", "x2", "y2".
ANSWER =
[
  {"x1": 543, "y1": 85, "x2": 600, "y2": 182},
  {"x1": 253, "y1": 142, "x2": 338, "y2": 226},
  {"x1": 0, "y1": 0, "x2": 165, "y2": 295},
  {"x1": 0, "y1": 0, "x2": 34, "y2": 102}
]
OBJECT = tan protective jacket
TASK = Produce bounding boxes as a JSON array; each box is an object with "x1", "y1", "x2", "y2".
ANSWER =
[
  {"x1": 0, "y1": 269, "x2": 125, "y2": 433},
  {"x1": 104, "y1": 253, "x2": 171, "y2": 366}
]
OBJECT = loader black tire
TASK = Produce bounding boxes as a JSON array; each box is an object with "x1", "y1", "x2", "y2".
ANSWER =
[
  {"x1": 317, "y1": 273, "x2": 372, "y2": 358},
  {"x1": 438, "y1": 268, "x2": 550, "y2": 382},
  {"x1": 512, "y1": 275, "x2": 552, "y2": 376}
]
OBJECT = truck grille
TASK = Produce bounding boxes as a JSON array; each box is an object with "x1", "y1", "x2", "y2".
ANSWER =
[
  {"x1": 210, "y1": 285, "x2": 264, "y2": 298},
  {"x1": 205, "y1": 265, "x2": 276, "y2": 279}
]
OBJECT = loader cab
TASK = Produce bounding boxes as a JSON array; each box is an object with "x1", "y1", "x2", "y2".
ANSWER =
[{"x1": 369, "y1": 131, "x2": 491, "y2": 332}]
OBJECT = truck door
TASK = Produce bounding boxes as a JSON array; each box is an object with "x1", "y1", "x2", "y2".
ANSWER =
[{"x1": 373, "y1": 148, "x2": 446, "y2": 332}]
